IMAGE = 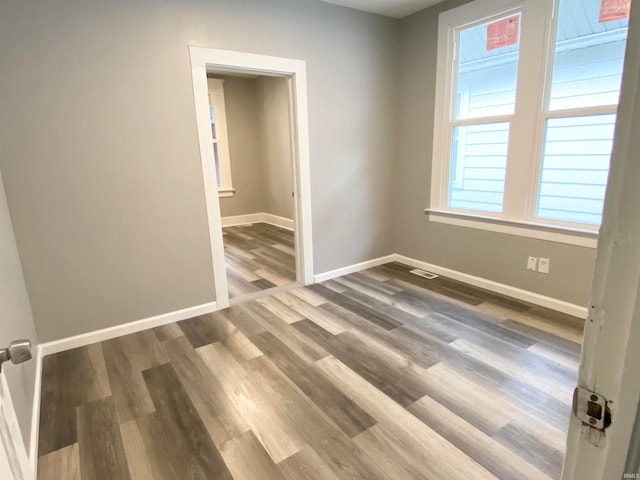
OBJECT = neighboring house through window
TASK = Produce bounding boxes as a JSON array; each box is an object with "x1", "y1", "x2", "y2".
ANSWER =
[
  {"x1": 430, "y1": 0, "x2": 630, "y2": 240},
  {"x1": 207, "y1": 78, "x2": 234, "y2": 197}
]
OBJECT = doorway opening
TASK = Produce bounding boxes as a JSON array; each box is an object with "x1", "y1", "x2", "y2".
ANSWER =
[
  {"x1": 208, "y1": 71, "x2": 297, "y2": 301},
  {"x1": 188, "y1": 47, "x2": 314, "y2": 310}
]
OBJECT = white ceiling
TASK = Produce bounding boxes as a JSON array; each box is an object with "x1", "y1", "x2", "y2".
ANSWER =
[{"x1": 319, "y1": 0, "x2": 447, "y2": 18}]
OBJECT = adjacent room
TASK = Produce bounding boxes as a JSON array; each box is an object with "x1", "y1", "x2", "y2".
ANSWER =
[
  {"x1": 0, "y1": 0, "x2": 639, "y2": 479},
  {"x1": 207, "y1": 72, "x2": 298, "y2": 300}
]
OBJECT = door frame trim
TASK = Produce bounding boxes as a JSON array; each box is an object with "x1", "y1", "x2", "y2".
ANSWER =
[{"x1": 188, "y1": 46, "x2": 314, "y2": 309}]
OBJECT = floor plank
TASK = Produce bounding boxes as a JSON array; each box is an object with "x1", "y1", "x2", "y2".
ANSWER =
[
  {"x1": 38, "y1": 345, "x2": 111, "y2": 455},
  {"x1": 77, "y1": 398, "x2": 131, "y2": 480},
  {"x1": 408, "y1": 395, "x2": 552, "y2": 480},
  {"x1": 101, "y1": 330, "x2": 168, "y2": 424},
  {"x1": 219, "y1": 430, "x2": 283, "y2": 480},
  {"x1": 251, "y1": 330, "x2": 376, "y2": 438},
  {"x1": 139, "y1": 363, "x2": 233, "y2": 479},
  {"x1": 38, "y1": 444, "x2": 81, "y2": 480}
]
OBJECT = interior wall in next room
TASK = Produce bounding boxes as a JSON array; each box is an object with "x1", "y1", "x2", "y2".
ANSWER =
[
  {"x1": 219, "y1": 75, "x2": 294, "y2": 222},
  {"x1": 218, "y1": 76, "x2": 266, "y2": 218},
  {"x1": 256, "y1": 76, "x2": 294, "y2": 220}
]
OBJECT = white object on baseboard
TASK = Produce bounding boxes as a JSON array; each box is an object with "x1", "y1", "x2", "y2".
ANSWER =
[
  {"x1": 221, "y1": 213, "x2": 294, "y2": 231},
  {"x1": 38, "y1": 301, "x2": 218, "y2": 357},
  {"x1": 314, "y1": 253, "x2": 588, "y2": 319}
]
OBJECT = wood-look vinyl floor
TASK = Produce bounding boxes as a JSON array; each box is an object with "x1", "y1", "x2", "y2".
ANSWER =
[
  {"x1": 223, "y1": 223, "x2": 297, "y2": 299},
  {"x1": 37, "y1": 262, "x2": 584, "y2": 480}
]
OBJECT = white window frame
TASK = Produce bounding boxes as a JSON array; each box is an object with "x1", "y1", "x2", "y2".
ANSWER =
[
  {"x1": 207, "y1": 78, "x2": 235, "y2": 198},
  {"x1": 428, "y1": 0, "x2": 616, "y2": 248}
]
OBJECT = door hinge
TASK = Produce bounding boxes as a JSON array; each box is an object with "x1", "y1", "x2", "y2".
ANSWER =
[{"x1": 573, "y1": 387, "x2": 612, "y2": 432}]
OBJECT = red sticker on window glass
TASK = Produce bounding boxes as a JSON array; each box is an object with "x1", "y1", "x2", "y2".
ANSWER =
[
  {"x1": 486, "y1": 15, "x2": 520, "y2": 51},
  {"x1": 599, "y1": 0, "x2": 630, "y2": 22}
]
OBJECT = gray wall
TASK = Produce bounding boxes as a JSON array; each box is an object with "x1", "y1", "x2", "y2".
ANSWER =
[
  {"x1": 0, "y1": 0, "x2": 399, "y2": 341},
  {"x1": 393, "y1": 0, "x2": 597, "y2": 307},
  {"x1": 218, "y1": 77, "x2": 267, "y2": 217},
  {"x1": 0, "y1": 174, "x2": 39, "y2": 447},
  {"x1": 256, "y1": 76, "x2": 295, "y2": 219}
]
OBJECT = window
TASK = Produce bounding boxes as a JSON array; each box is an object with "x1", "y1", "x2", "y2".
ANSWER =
[
  {"x1": 207, "y1": 78, "x2": 234, "y2": 197},
  {"x1": 431, "y1": 0, "x2": 630, "y2": 237}
]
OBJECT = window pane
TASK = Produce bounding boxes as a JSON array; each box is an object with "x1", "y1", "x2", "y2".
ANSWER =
[
  {"x1": 455, "y1": 14, "x2": 521, "y2": 120},
  {"x1": 536, "y1": 114, "x2": 615, "y2": 224},
  {"x1": 549, "y1": 0, "x2": 629, "y2": 111},
  {"x1": 213, "y1": 143, "x2": 221, "y2": 188},
  {"x1": 448, "y1": 122, "x2": 509, "y2": 212}
]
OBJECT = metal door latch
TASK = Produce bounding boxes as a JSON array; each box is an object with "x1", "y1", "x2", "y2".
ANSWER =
[
  {"x1": 0, "y1": 340, "x2": 32, "y2": 372},
  {"x1": 573, "y1": 386, "x2": 612, "y2": 431}
]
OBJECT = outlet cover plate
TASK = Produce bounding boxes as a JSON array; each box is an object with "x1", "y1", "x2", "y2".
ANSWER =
[{"x1": 538, "y1": 257, "x2": 550, "y2": 274}]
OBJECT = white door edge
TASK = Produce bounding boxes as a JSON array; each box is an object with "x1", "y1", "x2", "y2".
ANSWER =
[{"x1": 0, "y1": 372, "x2": 33, "y2": 480}]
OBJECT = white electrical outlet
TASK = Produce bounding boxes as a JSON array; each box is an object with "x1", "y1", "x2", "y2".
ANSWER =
[
  {"x1": 527, "y1": 256, "x2": 537, "y2": 271},
  {"x1": 538, "y1": 257, "x2": 550, "y2": 274}
]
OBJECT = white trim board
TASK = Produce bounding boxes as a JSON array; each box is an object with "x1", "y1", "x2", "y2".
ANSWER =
[
  {"x1": 314, "y1": 253, "x2": 588, "y2": 319},
  {"x1": 38, "y1": 301, "x2": 218, "y2": 356},
  {"x1": 426, "y1": 210, "x2": 598, "y2": 248},
  {"x1": 314, "y1": 255, "x2": 397, "y2": 283},
  {"x1": 221, "y1": 213, "x2": 294, "y2": 231},
  {"x1": 29, "y1": 346, "x2": 42, "y2": 478}
]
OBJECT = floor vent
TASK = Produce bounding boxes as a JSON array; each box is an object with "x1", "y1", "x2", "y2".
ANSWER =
[{"x1": 410, "y1": 269, "x2": 439, "y2": 280}]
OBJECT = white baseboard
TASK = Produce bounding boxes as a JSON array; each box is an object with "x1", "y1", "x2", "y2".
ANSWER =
[
  {"x1": 221, "y1": 213, "x2": 294, "y2": 231},
  {"x1": 315, "y1": 253, "x2": 588, "y2": 319},
  {"x1": 29, "y1": 345, "x2": 43, "y2": 477},
  {"x1": 393, "y1": 254, "x2": 587, "y2": 318},
  {"x1": 39, "y1": 301, "x2": 218, "y2": 357},
  {"x1": 221, "y1": 213, "x2": 264, "y2": 228},
  {"x1": 262, "y1": 213, "x2": 294, "y2": 231},
  {"x1": 314, "y1": 255, "x2": 397, "y2": 283}
]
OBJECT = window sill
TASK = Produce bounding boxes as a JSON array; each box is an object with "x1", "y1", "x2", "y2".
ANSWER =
[
  {"x1": 218, "y1": 188, "x2": 235, "y2": 198},
  {"x1": 425, "y1": 209, "x2": 598, "y2": 248}
]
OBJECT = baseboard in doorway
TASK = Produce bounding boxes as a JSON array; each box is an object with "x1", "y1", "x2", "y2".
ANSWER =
[
  {"x1": 314, "y1": 253, "x2": 588, "y2": 319},
  {"x1": 38, "y1": 301, "x2": 218, "y2": 357},
  {"x1": 221, "y1": 213, "x2": 294, "y2": 231}
]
